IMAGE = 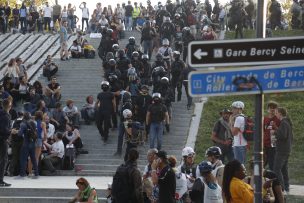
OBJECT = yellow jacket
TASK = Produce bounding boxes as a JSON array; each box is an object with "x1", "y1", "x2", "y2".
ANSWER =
[
  {"x1": 132, "y1": 7, "x2": 140, "y2": 18},
  {"x1": 229, "y1": 177, "x2": 254, "y2": 203}
]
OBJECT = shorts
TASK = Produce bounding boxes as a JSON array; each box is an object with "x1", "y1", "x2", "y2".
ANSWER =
[{"x1": 35, "y1": 138, "x2": 43, "y2": 148}]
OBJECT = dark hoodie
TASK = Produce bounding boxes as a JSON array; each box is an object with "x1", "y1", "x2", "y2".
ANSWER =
[
  {"x1": 0, "y1": 109, "x2": 11, "y2": 143},
  {"x1": 275, "y1": 118, "x2": 293, "y2": 155}
]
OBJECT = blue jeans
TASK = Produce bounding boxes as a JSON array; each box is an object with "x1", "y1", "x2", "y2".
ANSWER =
[
  {"x1": 20, "y1": 142, "x2": 38, "y2": 176},
  {"x1": 143, "y1": 40, "x2": 152, "y2": 59},
  {"x1": 125, "y1": 16, "x2": 132, "y2": 30},
  {"x1": 149, "y1": 122, "x2": 164, "y2": 150},
  {"x1": 233, "y1": 146, "x2": 246, "y2": 164}
]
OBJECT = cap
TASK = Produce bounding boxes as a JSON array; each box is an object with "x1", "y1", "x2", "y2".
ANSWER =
[
  {"x1": 220, "y1": 108, "x2": 232, "y2": 115},
  {"x1": 182, "y1": 147, "x2": 195, "y2": 157},
  {"x1": 231, "y1": 101, "x2": 245, "y2": 109},
  {"x1": 156, "y1": 150, "x2": 167, "y2": 159}
]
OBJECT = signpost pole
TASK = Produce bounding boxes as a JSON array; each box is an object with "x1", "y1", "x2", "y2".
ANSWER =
[{"x1": 255, "y1": 0, "x2": 266, "y2": 201}]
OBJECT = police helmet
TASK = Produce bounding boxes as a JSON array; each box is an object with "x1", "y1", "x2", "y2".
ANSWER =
[
  {"x1": 123, "y1": 109, "x2": 132, "y2": 119},
  {"x1": 142, "y1": 54, "x2": 149, "y2": 60},
  {"x1": 182, "y1": 27, "x2": 191, "y2": 33},
  {"x1": 173, "y1": 51, "x2": 181, "y2": 58},
  {"x1": 112, "y1": 44, "x2": 119, "y2": 51},
  {"x1": 156, "y1": 53, "x2": 163, "y2": 61},
  {"x1": 174, "y1": 13, "x2": 181, "y2": 18},
  {"x1": 198, "y1": 161, "x2": 213, "y2": 174},
  {"x1": 132, "y1": 51, "x2": 140, "y2": 58},
  {"x1": 161, "y1": 77, "x2": 169, "y2": 84},
  {"x1": 109, "y1": 59, "x2": 116, "y2": 66},
  {"x1": 152, "y1": 92, "x2": 161, "y2": 99},
  {"x1": 108, "y1": 74, "x2": 118, "y2": 82},
  {"x1": 129, "y1": 36, "x2": 136, "y2": 44},
  {"x1": 205, "y1": 146, "x2": 222, "y2": 157},
  {"x1": 122, "y1": 91, "x2": 132, "y2": 103},
  {"x1": 106, "y1": 28, "x2": 113, "y2": 36},
  {"x1": 101, "y1": 81, "x2": 110, "y2": 90}
]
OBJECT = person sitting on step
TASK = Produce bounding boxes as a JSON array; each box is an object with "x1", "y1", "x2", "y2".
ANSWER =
[
  {"x1": 63, "y1": 99, "x2": 81, "y2": 127},
  {"x1": 62, "y1": 123, "x2": 83, "y2": 150},
  {"x1": 41, "y1": 132, "x2": 65, "y2": 175}
]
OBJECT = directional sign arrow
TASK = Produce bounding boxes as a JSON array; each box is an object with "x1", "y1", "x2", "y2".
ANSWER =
[{"x1": 193, "y1": 49, "x2": 208, "y2": 60}]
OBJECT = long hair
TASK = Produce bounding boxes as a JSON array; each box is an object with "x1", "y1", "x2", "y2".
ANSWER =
[
  {"x1": 222, "y1": 160, "x2": 242, "y2": 202},
  {"x1": 76, "y1": 177, "x2": 90, "y2": 188}
]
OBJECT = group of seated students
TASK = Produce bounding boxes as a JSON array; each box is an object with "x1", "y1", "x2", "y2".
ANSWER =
[
  {"x1": 69, "y1": 31, "x2": 96, "y2": 59},
  {"x1": 1, "y1": 71, "x2": 89, "y2": 176}
]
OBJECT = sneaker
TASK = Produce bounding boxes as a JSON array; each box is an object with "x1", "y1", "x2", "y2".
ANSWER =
[
  {"x1": 27, "y1": 173, "x2": 34, "y2": 178},
  {"x1": 0, "y1": 181, "x2": 11, "y2": 187},
  {"x1": 31, "y1": 175, "x2": 39, "y2": 179},
  {"x1": 15, "y1": 175, "x2": 26, "y2": 180}
]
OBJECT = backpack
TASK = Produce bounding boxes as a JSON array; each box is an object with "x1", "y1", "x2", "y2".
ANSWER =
[
  {"x1": 126, "y1": 44, "x2": 136, "y2": 59},
  {"x1": 150, "y1": 104, "x2": 165, "y2": 123},
  {"x1": 161, "y1": 23, "x2": 171, "y2": 35},
  {"x1": 171, "y1": 61, "x2": 184, "y2": 77},
  {"x1": 63, "y1": 146, "x2": 76, "y2": 170},
  {"x1": 112, "y1": 164, "x2": 134, "y2": 202},
  {"x1": 26, "y1": 121, "x2": 38, "y2": 142},
  {"x1": 142, "y1": 27, "x2": 152, "y2": 39},
  {"x1": 189, "y1": 178, "x2": 204, "y2": 202},
  {"x1": 239, "y1": 115, "x2": 255, "y2": 141},
  {"x1": 125, "y1": 121, "x2": 144, "y2": 144}
]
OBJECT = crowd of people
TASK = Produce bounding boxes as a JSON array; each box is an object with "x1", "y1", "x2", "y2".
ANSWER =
[
  {"x1": 0, "y1": 50, "x2": 90, "y2": 180},
  {"x1": 92, "y1": 97, "x2": 290, "y2": 202},
  {"x1": 0, "y1": 2, "x2": 296, "y2": 203}
]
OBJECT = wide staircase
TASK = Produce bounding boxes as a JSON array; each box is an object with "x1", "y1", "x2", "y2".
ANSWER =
[{"x1": 0, "y1": 31, "x2": 195, "y2": 202}]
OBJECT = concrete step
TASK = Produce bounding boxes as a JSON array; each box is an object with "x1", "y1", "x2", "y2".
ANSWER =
[
  {"x1": 0, "y1": 176, "x2": 111, "y2": 202},
  {"x1": 0, "y1": 33, "x2": 11, "y2": 45},
  {"x1": 0, "y1": 33, "x2": 21, "y2": 54},
  {"x1": 0, "y1": 34, "x2": 40, "y2": 64}
]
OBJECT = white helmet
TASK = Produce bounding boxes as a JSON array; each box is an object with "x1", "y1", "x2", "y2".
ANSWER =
[
  {"x1": 152, "y1": 92, "x2": 161, "y2": 99},
  {"x1": 182, "y1": 147, "x2": 195, "y2": 157},
  {"x1": 162, "y1": 38, "x2": 169, "y2": 46},
  {"x1": 231, "y1": 101, "x2": 245, "y2": 109},
  {"x1": 161, "y1": 77, "x2": 169, "y2": 83},
  {"x1": 100, "y1": 81, "x2": 110, "y2": 86},
  {"x1": 122, "y1": 109, "x2": 132, "y2": 119}
]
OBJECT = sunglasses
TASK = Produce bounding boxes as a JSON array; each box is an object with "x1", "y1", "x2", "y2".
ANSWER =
[{"x1": 76, "y1": 181, "x2": 84, "y2": 185}]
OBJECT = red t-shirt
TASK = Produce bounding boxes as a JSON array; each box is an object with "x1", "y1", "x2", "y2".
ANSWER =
[{"x1": 263, "y1": 116, "x2": 280, "y2": 147}]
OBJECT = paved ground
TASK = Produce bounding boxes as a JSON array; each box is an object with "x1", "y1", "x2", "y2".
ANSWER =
[{"x1": 4, "y1": 176, "x2": 304, "y2": 196}]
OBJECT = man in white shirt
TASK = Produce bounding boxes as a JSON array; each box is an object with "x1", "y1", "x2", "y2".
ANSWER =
[
  {"x1": 230, "y1": 101, "x2": 247, "y2": 164},
  {"x1": 43, "y1": 2, "x2": 53, "y2": 31},
  {"x1": 79, "y1": 2, "x2": 89, "y2": 32},
  {"x1": 45, "y1": 115, "x2": 55, "y2": 142},
  {"x1": 98, "y1": 14, "x2": 109, "y2": 26},
  {"x1": 42, "y1": 133, "x2": 65, "y2": 175}
]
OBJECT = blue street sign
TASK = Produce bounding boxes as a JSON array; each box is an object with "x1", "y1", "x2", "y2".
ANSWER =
[{"x1": 189, "y1": 64, "x2": 304, "y2": 97}]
